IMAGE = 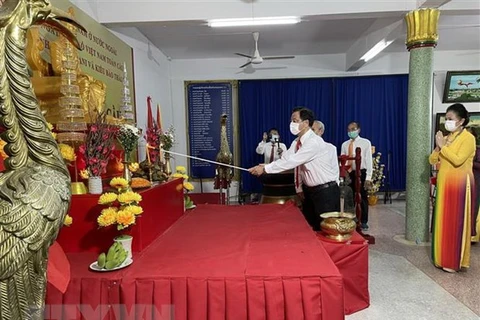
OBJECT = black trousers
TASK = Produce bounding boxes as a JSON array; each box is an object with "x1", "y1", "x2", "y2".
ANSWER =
[
  {"x1": 302, "y1": 182, "x2": 340, "y2": 231},
  {"x1": 349, "y1": 169, "x2": 368, "y2": 224}
]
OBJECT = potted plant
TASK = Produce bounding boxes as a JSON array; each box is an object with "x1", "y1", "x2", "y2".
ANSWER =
[{"x1": 368, "y1": 152, "x2": 385, "y2": 206}]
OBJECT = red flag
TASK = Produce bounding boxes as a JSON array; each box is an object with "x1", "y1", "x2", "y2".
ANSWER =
[
  {"x1": 156, "y1": 104, "x2": 162, "y2": 130},
  {"x1": 147, "y1": 96, "x2": 153, "y2": 129},
  {"x1": 47, "y1": 241, "x2": 71, "y2": 293}
]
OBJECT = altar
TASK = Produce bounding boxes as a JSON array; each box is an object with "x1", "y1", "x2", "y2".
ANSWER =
[
  {"x1": 47, "y1": 203, "x2": 346, "y2": 319},
  {"x1": 56, "y1": 179, "x2": 185, "y2": 254}
]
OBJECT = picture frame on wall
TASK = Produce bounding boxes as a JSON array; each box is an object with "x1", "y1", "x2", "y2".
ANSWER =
[
  {"x1": 435, "y1": 112, "x2": 480, "y2": 145},
  {"x1": 442, "y1": 70, "x2": 480, "y2": 103}
]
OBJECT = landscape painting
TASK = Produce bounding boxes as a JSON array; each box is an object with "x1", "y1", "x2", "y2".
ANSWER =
[
  {"x1": 443, "y1": 71, "x2": 480, "y2": 103},
  {"x1": 436, "y1": 112, "x2": 480, "y2": 145}
]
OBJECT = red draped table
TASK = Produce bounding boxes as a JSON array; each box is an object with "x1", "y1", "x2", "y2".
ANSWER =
[
  {"x1": 317, "y1": 232, "x2": 370, "y2": 315},
  {"x1": 56, "y1": 179, "x2": 185, "y2": 254},
  {"x1": 47, "y1": 203, "x2": 345, "y2": 320}
]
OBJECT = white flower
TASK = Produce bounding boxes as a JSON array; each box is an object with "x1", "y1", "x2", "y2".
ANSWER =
[{"x1": 123, "y1": 124, "x2": 140, "y2": 136}]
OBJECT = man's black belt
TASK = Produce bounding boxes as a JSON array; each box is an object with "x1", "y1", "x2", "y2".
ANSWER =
[{"x1": 303, "y1": 181, "x2": 337, "y2": 191}]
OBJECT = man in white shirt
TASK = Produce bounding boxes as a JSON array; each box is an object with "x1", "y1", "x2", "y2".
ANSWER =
[
  {"x1": 249, "y1": 108, "x2": 340, "y2": 231},
  {"x1": 341, "y1": 121, "x2": 373, "y2": 230},
  {"x1": 256, "y1": 128, "x2": 288, "y2": 163}
]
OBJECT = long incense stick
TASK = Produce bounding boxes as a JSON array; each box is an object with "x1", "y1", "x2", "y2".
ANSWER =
[{"x1": 161, "y1": 149, "x2": 250, "y2": 172}]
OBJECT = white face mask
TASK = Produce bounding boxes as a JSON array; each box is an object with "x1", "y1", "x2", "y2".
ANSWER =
[
  {"x1": 270, "y1": 134, "x2": 279, "y2": 142},
  {"x1": 445, "y1": 120, "x2": 458, "y2": 132},
  {"x1": 290, "y1": 122, "x2": 301, "y2": 135}
]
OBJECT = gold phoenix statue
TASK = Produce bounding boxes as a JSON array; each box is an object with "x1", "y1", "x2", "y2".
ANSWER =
[
  {"x1": 214, "y1": 114, "x2": 233, "y2": 205},
  {"x1": 0, "y1": 0, "x2": 85, "y2": 318}
]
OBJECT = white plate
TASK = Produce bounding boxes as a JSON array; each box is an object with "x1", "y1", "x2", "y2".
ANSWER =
[
  {"x1": 89, "y1": 258, "x2": 133, "y2": 272},
  {"x1": 186, "y1": 204, "x2": 196, "y2": 210}
]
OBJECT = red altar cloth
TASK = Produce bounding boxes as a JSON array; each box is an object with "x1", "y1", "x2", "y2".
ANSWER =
[
  {"x1": 47, "y1": 203, "x2": 345, "y2": 320},
  {"x1": 56, "y1": 179, "x2": 184, "y2": 254},
  {"x1": 317, "y1": 232, "x2": 369, "y2": 315}
]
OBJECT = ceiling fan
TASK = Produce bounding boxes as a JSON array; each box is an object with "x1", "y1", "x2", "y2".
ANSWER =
[{"x1": 235, "y1": 32, "x2": 295, "y2": 68}]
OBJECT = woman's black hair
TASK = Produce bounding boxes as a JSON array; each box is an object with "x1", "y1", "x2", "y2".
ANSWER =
[{"x1": 447, "y1": 103, "x2": 470, "y2": 127}]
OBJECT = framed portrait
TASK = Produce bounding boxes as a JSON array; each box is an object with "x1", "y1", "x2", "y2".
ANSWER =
[
  {"x1": 435, "y1": 112, "x2": 447, "y2": 134},
  {"x1": 435, "y1": 112, "x2": 480, "y2": 145},
  {"x1": 442, "y1": 71, "x2": 480, "y2": 103}
]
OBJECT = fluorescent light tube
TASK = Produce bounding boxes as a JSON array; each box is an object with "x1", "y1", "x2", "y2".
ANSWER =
[
  {"x1": 208, "y1": 16, "x2": 300, "y2": 28},
  {"x1": 361, "y1": 40, "x2": 394, "y2": 62}
]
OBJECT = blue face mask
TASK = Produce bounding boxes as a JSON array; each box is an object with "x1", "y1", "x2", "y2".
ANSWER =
[{"x1": 348, "y1": 130, "x2": 359, "y2": 139}]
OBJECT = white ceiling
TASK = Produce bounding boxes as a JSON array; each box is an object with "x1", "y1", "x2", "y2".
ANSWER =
[
  {"x1": 135, "y1": 17, "x2": 380, "y2": 59},
  {"x1": 96, "y1": 0, "x2": 480, "y2": 69}
]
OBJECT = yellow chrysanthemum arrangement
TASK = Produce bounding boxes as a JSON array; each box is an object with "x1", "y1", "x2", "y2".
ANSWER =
[
  {"x1": 63, "y1": 214, "x2": 73, "y2": 226},
  {"x1": 174, "y1": 166, "x2": 195, "y2": 209},
  {"x1": 59, "y1": 143, "x2": 76, "y2": 162},
  {"x1": 97, "y1": 177, "x2": 144, "y2": 230}
]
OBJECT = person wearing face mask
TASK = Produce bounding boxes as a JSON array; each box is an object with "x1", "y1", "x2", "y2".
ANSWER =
[
  {"x1": 341, "y1": 122, "x2": 373, "y2": 231},
  {"x1": 255, "y1": 128, "x2": 287, "y2": 164},
  {"x1": 249, "y1": 108, "x2": 340, "y2": 231},
  {"x1": 429, "y1": 103, "x2": 476, "y2": 273}
]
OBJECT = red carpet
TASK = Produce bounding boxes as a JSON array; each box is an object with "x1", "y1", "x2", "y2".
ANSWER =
[{"x1": 47, "y1": 203, "x2": 345, "y2": 319}]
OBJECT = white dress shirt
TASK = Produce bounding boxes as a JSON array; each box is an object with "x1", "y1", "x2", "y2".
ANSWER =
[
  {"x1": 256, "y1": 140, "x2": 288, "y2": 163},
  {"x1": 265, "y1": 129, "x2": 340, "y2": 192},
  {"x1": 341, "y1": 135, "x2": 373, "y2": 181}
]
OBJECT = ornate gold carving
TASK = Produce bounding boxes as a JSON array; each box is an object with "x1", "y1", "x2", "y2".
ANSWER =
[
  {"x1": 0, "y1": 1, "x2": 84, "y2": 318},
  {"x1": 405, "y1": 8, "x2": 440, "y2": 50},
  {"x1": 26, "y1": 7, "x2": 120, "y2": 124}
]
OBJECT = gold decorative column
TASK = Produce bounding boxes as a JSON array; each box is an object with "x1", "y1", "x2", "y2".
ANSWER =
[
  {"x1": 404, "y1": 8, "x2": 440, "y2": 243},
  {"x1": 56, "y1": 10, "x2": 88, "y2": 195}
]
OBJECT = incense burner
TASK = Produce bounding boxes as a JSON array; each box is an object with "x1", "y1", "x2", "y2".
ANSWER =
[{"x1": 320, "y1": 212, "x2": 356, "y2": 242}]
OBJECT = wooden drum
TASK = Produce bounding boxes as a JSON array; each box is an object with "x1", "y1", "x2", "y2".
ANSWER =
[{"x1": 259, "y1": 170, "x2": 297, "y2": 204}]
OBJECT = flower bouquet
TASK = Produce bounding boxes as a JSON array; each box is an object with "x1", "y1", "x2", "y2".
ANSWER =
[
  {"x1": 79, "y1": 111, "x2": 117, "y2": 194},
  {"x1": 97, "y1": 177, "x2": 144, "y2": 230},
  {"x1": 159, "y1": 124, "x2": 175, "y2": 175},
  {"x1": 145, "y1": 122, "x2": 162, "y2": 164},
  {"x1": 93, "y1": 177, "x2": 144, "y2": 271},
  {"x1": 368, "y1": 152, "x2": 385, "y2": 196},
  {"x1": 80, "y1": 111, "x2": 117, "y2": 177},
  {"x1": 172, "y1": 166, "x2": 195, "y2": 209},
  {"x1": 159, "y1": 124, "x2": 175, "y2": 151},
  {"x1": 117, "y1": 124, "x2": 140, "y2": 162}
]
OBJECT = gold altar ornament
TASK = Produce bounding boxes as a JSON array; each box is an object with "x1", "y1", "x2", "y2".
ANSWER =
[
  {"x1": 320, "y1": 212, "x2": 357, "y2": 242},
  {"x1": 405, "y1": 8, "x2": 440, "y2": 50},
  {"x1": 0, "y1": 0, "x2": 85, "y2": 318},
  {"x1": 26, "y1": 8, "x2": 125, "y2": 125}
]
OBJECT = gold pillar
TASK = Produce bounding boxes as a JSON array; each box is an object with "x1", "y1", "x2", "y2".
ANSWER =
[
  {"x1": 404, "y1": 8, "x2": 440, "y2": 243},
  {"x1": 405, "y1": 8, "x2": 440, "y2": 50}
]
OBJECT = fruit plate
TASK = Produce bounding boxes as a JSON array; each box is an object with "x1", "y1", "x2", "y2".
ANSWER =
[{"x1": 89, "y1": 258, "x2": 133, "y2": 272}]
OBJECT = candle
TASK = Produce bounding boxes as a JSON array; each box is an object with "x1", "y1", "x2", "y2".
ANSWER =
[{"x1": 146, "y1": 144, "x2": 151, "y2": 164}]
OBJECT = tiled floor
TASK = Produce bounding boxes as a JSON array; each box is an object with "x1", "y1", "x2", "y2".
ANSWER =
[{"x1": 346, "y1": 200, "x2": 480, "y2": 320}]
